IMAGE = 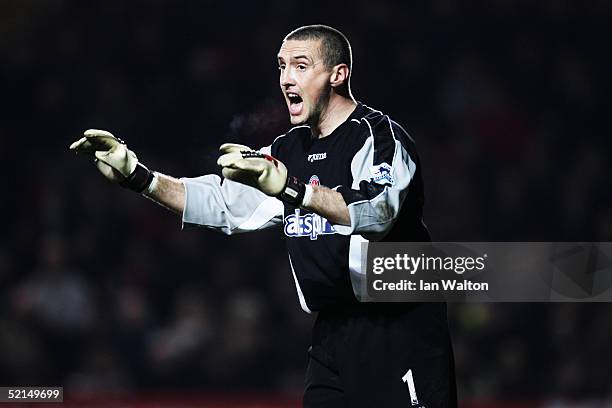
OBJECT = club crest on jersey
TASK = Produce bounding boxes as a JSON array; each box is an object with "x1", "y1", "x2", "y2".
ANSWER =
[
  {"x1": 307, "y1": 152, "x2": 327, "y2": 162},
  {"x1": 284, "y1": 209, "x2": 336, "y2": 240},
  {"x1": 309, "y1": 175, "x2": 320, "y2": 186},
  {"x1": 369, "y1": 162, "x2": 394, "y2": 186}
]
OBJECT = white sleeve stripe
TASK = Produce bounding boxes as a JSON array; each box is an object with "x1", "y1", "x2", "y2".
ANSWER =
[{"x1": 237, "y1": 197, "x2": 284, "y2": 231}]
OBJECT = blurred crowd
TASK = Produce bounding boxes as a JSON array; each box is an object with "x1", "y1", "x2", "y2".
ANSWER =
[{"x1": 1, "y1": 0, "x2": 611, "y2": 402}]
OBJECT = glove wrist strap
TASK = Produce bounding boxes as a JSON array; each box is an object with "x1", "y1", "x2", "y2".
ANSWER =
[
  {"x1": 278, "y1": 175, "x2": 306, "y2": 206},
  {"x1": 301, "y1": 183, "x2": 314, "y2": 208},
  {"x1": 119, "y1": 162, "x2": 154, "y2": 193}
]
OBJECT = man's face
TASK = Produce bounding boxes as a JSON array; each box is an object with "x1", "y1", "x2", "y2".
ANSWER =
[{"x1": 277, "y1": 39, "x2": 331, "y2": 126}]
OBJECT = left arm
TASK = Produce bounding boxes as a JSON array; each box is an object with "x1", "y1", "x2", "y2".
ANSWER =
[{"x1": 302, "y1": 185, "x2": 350, "y2": 226}]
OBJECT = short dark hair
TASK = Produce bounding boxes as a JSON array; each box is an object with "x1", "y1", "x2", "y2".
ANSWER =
[{"x1": 284, "y1": 25, "x2": 352, "y2": 74}]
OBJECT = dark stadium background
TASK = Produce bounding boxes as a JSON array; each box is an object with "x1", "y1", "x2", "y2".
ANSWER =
[{"x1": 2, "y1": 1, "x2": 611, "y2": 406}]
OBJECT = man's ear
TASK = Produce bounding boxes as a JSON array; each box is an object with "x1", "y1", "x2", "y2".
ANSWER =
[{"x1": 330, "y1": 64, "x2": 350, "y2": 88}]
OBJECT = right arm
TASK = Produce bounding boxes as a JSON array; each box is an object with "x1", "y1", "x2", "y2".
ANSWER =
[
  {"x1": 70, "y1": 129, "x2": 283, "y2": 235},
  {"x1": 143, "y1": 172, "x2": 186, "y2": 214},
  {"x1": 144, "y1": 171, "x2": 284, "y2": 234}
]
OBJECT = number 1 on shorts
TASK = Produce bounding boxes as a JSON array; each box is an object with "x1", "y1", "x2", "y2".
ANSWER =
[{"x1": 402, "y1": 369, "x2": 420, "y2": 406}]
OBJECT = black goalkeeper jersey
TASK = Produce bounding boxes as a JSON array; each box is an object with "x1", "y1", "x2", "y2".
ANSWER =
[
  {"x1": 182, "y1": 102, "x2": 429, "y2": 312},
  {"x1": 269, "y1": 102, "x2": 430, "y2": 311}
]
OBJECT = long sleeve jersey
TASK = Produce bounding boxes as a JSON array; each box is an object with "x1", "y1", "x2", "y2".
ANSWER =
[{"x1": 182, "y1": 102, "x2": 430, "y2": 312}]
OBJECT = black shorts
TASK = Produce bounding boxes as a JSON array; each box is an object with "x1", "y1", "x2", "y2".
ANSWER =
[{"x1": 304, "y1": 302, "x2": 457, "y2": 408}]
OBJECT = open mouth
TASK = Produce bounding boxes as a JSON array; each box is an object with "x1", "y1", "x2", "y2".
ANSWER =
[{"x1": 287, "y1": 92, "x2": 303, "y2": 116}]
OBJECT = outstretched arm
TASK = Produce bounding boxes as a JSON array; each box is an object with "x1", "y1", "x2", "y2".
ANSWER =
[
  {"x1": 142, "y1": 172, "x2": 185, "y2": 214},
  {"x1": 70, "y1": 130, "x2": 284, "y2": 234}
]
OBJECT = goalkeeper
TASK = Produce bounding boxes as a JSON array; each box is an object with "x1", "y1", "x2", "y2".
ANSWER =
[{"x1": 71, "y1": 25, "x2": 456, "y2": 407}]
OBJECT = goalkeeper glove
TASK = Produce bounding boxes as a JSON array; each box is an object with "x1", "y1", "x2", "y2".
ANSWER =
[
  {"x1": 69, "y1": 129, "x2": 154, "y2": 193},
  {"x1": 217, "y1": 143, "x2": 306, "y2": 206}
]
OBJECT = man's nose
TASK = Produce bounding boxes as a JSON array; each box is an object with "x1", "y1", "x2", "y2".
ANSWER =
[{"x1": 280, "y1": 67, "x2": 295, "y2": 87}]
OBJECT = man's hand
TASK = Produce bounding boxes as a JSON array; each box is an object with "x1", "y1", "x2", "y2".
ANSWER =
[
  {"x1": 70, "y1": 129, "x2": 154, "y2": 193},
  {"x1": 217, "y1": 143, "x2": 288, "y2": 196},
  {"x1": 70, "y1": 129, "x2": 137, "y2": 181}
]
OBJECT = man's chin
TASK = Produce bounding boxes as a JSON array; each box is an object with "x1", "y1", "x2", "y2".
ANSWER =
[{"x1": 289, "y1": 115, "x2": 306, "y2": 125}]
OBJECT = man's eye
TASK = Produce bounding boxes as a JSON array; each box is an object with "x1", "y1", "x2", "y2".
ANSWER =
[
  {"x1": 297, "y1": 64, "x2": 306, "y2": 71},
  {"x1": 278, "y1": 65, "x2": 285, "y2": 70}
]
